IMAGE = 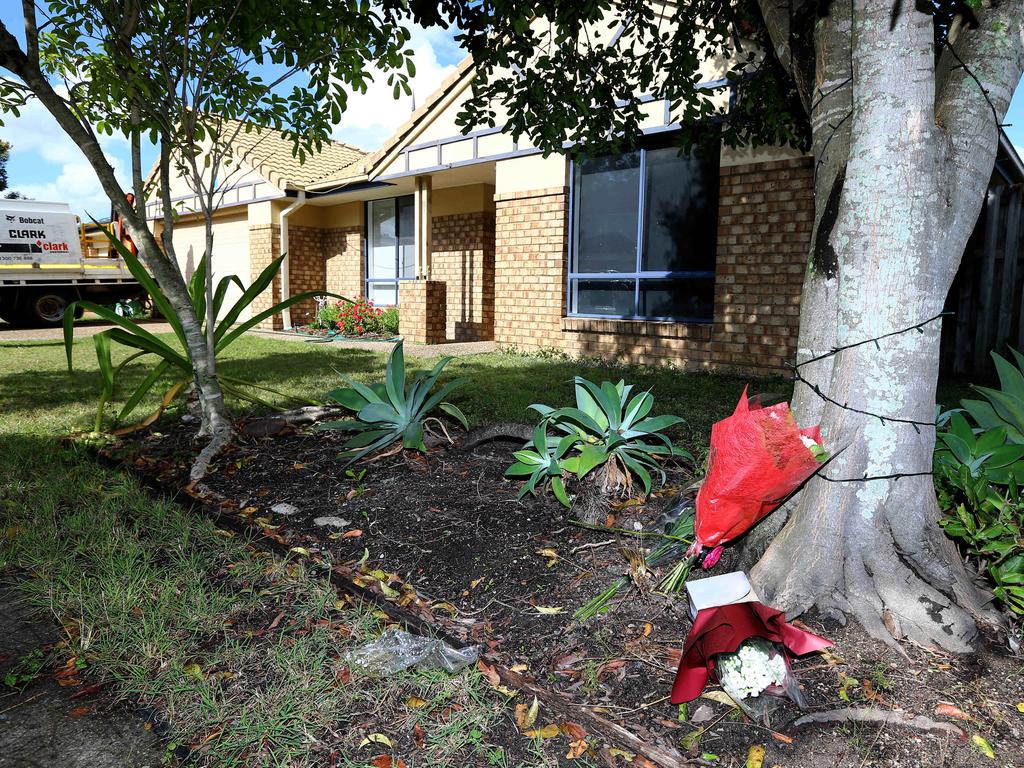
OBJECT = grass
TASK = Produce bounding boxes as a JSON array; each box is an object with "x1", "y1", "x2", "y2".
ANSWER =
[{"x1": 0, "y1": 329, "x2": 977, "y2": 766}]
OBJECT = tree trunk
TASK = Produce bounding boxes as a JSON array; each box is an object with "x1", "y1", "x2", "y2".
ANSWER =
[{"x1": 750, "y1": 0, "x2": 1011, "y2": 650}]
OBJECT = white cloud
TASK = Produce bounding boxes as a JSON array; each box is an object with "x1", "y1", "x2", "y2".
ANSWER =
[
  {"x1": 3, "y1": 96, "x2": 132, "y2": 219},
  {"x1": 331, "y1": 26, "x2": 462, "y2": 150}
]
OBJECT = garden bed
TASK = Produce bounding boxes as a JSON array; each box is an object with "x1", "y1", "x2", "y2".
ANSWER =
[{"x1": 107, "y1": 420, "x2": 1024, "y2": 767}]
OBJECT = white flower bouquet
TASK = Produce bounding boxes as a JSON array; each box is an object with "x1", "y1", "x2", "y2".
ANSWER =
[{"x1": 713, "y1": 637, "x2": 807, "y2": 721}]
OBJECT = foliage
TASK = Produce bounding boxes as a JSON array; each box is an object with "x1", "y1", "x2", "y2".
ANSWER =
[
  {"x1": 320, "y1": 341, "x2": 468, "y2": 464},
  {"x1": 380, "y1": 306, "x2": 400, "y2": 336},
  {"x1": 510, "y1": 377, "x2": 689, "y2": 506},
  {"x1": 504, "y1": 423, "x2": 575, "y2": 506},
  {"x1": 935, "y1": 349, "x2": 1024, "y2": 615},
  {"x1": 64, "y1": 232, "x2": 335, "y2": 431},
  {"x1": 314, "y1": 299, "x2": 343, "y2": 331},
  {"x1": 314, "y1": 298, "x2": 398, "y2": 337}
]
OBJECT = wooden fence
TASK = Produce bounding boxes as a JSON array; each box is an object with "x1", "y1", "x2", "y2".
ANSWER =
[{"x1": 941, "y1": 182, "x2": 1024, "y2": 380}]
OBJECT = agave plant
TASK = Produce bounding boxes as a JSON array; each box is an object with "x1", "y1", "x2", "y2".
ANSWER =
[
  {"x1": 504, "y1": 423, "x2": 575, "y2": 505},
  {"x1": 319, "y1": 341, "x2": 469, "y2": 464},
  {"x1": 532, "y1": 377, "x2": 690, "y2": 497},
  {"x1": 65, "y1": 229, "x2": 338, "y2": 432},
  {"x1": 962, "y1": 348, "x2": 1024, "y2": 444}
]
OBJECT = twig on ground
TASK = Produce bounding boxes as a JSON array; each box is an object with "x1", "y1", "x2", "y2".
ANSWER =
[
  {"x1": 570, "y1": 538, "x2": 616, "y2": 554},
  {"x1": 0, "y1": 691, "x2": 44, "y2": 715},
  {"x1": 791, "y1": 707, "x2": 966, "y2": 739}
]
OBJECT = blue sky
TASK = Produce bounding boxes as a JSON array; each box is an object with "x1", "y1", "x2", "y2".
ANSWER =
[{"x1": 1, "y1": 5, "x2": 1023, "y2": 218}]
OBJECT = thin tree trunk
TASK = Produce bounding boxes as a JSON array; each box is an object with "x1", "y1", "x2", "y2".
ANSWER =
[{"x1": 750, "y1": 0, "x2": 1005, "y2": 650}]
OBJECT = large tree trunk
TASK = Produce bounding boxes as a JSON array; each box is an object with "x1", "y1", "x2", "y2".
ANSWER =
[{"x1": 749, "y1": 0, "x2": 1022, "y2": 650}]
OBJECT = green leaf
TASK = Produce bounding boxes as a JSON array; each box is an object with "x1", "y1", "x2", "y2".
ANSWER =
[
  {"x1": 385, "y1": 341, "x2": 407, "y2": 411},
  {"x1": 358, "y1": 402, "x2": 401, "y2": 425},
  {"x1": 550, "y1": 475, "x2": 570, "y2": 507},
  {"x1": 505, "y1": 462, "x2": 536, "y2": 477},
  {"x1": 326, "y1": 387, "x2": 370, "y2": 411},
  {"x1": 576, "y1": 444, "x2": 609, "y2": 478},
  {"x1": 438, "y1": 402, "x2": 469, "y2": 429}
]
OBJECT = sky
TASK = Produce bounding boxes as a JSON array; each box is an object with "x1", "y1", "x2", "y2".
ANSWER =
[{"x1": 1, "y1": 6, "x2": 1023, "y2": 219}]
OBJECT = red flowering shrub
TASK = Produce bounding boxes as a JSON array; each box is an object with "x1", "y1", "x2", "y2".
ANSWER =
[{"x1": 337, "y1": 297, "x2": 384, "y2": 336}]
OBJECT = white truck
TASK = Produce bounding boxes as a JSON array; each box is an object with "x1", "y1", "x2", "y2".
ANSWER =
[{"x1": 0, "y1": 199, "x2": 143, "y2": 327}]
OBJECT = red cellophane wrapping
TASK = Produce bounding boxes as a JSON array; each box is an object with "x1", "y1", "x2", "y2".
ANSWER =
[{"x1": 694, "y1": 387, "x2": 822, "y2": 549}]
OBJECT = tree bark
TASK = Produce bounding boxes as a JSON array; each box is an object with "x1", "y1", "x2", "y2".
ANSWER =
[{"x1": 750, "y1": 0, "x2": 1022, "y2": 651}]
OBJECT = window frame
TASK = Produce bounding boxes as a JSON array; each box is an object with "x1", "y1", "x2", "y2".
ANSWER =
[
  {"x1": 567, "y1": 139, "x2": 718, "y2": 324},
  {"x1": 364, "y1": 194, "x2": 416, "y2": 306}
]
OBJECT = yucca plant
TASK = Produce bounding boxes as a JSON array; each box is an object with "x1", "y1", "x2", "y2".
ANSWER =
[
  {"x1": 319, "y1": 341, "x2": 468, "y2": 464},
  {"x1": 518, "y1": 377, "x2": 689, "y2": 521},
  {"x1": 65, "y1": 229, "x2": 339, "y2": 432}
]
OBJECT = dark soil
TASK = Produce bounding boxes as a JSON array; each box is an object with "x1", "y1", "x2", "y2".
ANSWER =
[{"x1": 113, "y1": 421, "x2": 1024, "y2": 768}]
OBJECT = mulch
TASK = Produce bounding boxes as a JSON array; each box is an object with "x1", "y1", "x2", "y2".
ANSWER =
[{"x1": 105, "y1": 418, "x2": 1024, "y2": 768}]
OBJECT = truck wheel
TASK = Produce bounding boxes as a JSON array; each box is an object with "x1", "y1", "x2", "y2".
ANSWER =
[{"x1": 23, "y1": 291, "x2": 74, "y2": 327}]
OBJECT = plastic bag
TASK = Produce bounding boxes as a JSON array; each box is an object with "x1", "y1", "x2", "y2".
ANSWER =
[
  {"x1": 346, "y1": 628, "x2": 479, "y2": 676},
  {"x1": 713, "y1": 637, "x2": 807, "y2": 723},
  {"x1": 694, "y1": 387, "x2": 822, "y2": 549}
]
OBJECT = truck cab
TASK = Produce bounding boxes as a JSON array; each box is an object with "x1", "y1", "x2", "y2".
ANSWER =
[{"x1": 0, "y1": 199, "x2": 144, "y2": 327}]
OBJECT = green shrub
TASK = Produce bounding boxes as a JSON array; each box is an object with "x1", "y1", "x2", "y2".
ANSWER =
[
  {"x1": 507, "y1": 377, "x2": 690, "y2": 506},
  {"x1": 380, "y1": 307, "x2": 399, "y2": 336},
  {"x1": 935, "y1": 349, "x2": 1024, "y2": 615},
  {"x1": 315, "y1": 300, "x2": 342, "y2": 330},
  {"x1": 319, "y1": 341, "x2": 468, "y2": 464}
]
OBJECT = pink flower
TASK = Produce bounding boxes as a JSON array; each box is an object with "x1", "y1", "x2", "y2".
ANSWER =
[{"x1": 701, "y1": 545, "x2": 724, "y2": 570}]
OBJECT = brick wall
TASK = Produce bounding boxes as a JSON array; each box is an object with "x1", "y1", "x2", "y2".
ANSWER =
[
  {"x1": 324, "y1": 226, "x2": 364, "y2": 301},
  {"x1": 400, "y1": 280, "x2": 447, "y2": 344},
  {"x1": 249, "y1": 224, "x2": 282, "y2": 330},
  {"x1": 431, "y1": 211, "x2": 496, "y2": 340},
  {"x1": 493, "y1": 187, "x2": 570, "y2": 350},
  {"x1": 492, "y1": 158, "x2": 814, "y2": 375},
  {"x1": 287, "y1": 225, "x2": 327, "y2": 328}
]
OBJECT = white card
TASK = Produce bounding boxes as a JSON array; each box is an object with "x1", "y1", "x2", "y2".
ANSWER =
[{"x1": 686, "y1": 571, "x2": 760, "y2": 619}]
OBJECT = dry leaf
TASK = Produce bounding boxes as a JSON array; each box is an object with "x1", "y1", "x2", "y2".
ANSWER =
[
  {"x1": 341, "y1": 529, "x2": 363, "y2": 539},
  {"x1": 536, "y1": 548, "x2": 559, "y2": 567},
  {"x1": 560, "y1": 722, "x2": 587, "y2": 740},
  {"x1": 566, "y1": 739, "x2": 588, "y2": 759},
  {"x1": 935, "y1": 702, "x2": 971, "y2": 721},
  {"x1": 510, "y1": 663, "x2": 528, "y2": 673},
  {"x1": 971, "y1": 734, "x2": 995, "y2": 759},
  {"x1": 412, "y1": 722, "x2": 426, "y2": 749},
  {"x1": 701, "y1": 690, "x2": 739, "y2": 709},
  {"x1": 770, "y1": 731, "x2": 794, "y2": 744},
  {"x1": 477, "y1": 661, "x2": 500, "y2": 688},
  {"x1": 523, "y1": 724, "x2": 560, "y2": 739},
  {"x1": 641, "y1": 622, "x2": 653, "y2": 638},
  {"x1": 68, "y1": 706, "x2": 93, "y2": 718},
  {"x1": 535, "y1": 606, "x2": 564, "y2": 615},
  {"x1": 515, "y1": 696, "x2": 539, "y2": 729},
  {"x1": 1016, "y1": 703, "x2": 1024, "y2": 714},
  {"x1": 633, "y1": 757, "x2": 659, "y2": 768},
  {"x1": 405, "y1": 697, "x2": 428, "y2": 709},
  {"x1": 359, "y1": 734, "x2": 393, "y2": 749},
  {"x1": 607, "y1": 747, "x2": 635, "y2": 761},
  {"x1": 746, "y1": 745, "x2": 766, "y2": 768}
]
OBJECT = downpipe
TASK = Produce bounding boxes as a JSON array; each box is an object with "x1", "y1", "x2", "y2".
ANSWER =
[{"x1": 278, "y1": 190, "x2": 307, "y2": 331}]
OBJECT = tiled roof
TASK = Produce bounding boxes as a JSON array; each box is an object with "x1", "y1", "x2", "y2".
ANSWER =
[{"x1": 226, "y1": 120, "x2": 366, "y2": 190}]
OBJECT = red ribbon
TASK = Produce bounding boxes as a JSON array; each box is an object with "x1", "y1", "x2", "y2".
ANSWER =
[{"x1": 671, "y1": 601, "x2": 832, "y2": 704}]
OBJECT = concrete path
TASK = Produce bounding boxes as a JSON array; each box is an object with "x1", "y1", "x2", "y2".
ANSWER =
[{"x1": 0, "y1": 585, "x2": 163, "y2": 768}]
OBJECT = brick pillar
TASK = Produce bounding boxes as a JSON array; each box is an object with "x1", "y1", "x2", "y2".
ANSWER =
[
  {"x1": 493, "y1": 187, "x2": 569, "y2": 351},
  {"x1": 400, "y1": 280, "x2": 447, "y2": 344},
  {"x1": 324, "y1": 226, "x2": 364, "y2": 301},
  {"x1": 248, "y1": 224, "x2": 282, "y2": 330},
  {"x1": 430, "y1": 211, "x2": 496, "y2": 341}
]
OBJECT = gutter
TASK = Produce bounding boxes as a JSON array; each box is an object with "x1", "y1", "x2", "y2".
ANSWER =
[{"x1": 278, "y1": 190, "x2": 306, "y2": 330}]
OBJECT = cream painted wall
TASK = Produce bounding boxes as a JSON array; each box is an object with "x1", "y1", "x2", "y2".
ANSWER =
[
  {"x1": 433, "y1": 184, "x2": 495, "y2": 216},
  {"x1": 495, "y1": 154, "x2": 568, "y2": 195},
  {"x1": 165, "y1": 211, "x2": 252, "y2": 321}
]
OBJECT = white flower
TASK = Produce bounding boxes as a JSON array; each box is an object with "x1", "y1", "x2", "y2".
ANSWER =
[
  {"x1": 799, "y1": 434, "x2": 819, "y2": 450},
  {"x1": 715, "y1": 638, "x2": 788, "y2": 700}
]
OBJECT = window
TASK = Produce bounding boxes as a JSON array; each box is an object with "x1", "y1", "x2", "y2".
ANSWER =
[
  {"x1": 366, "y1": 195, "x2": 415, "y2": 305},
  {"x1": 569, "y1": 137, "x2": 719, "y2": 322}
]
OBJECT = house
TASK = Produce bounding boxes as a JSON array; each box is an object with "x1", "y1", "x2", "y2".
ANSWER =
[{"x1": 147, "y1": 40, "x2": 1023, "y2": 378}]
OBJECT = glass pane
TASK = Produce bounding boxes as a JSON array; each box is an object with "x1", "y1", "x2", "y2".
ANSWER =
[
  {"x1": 397, "y1": 195, "x2": 416, "y2": 278},
  {"x1": 638, "y1": 278, "x2": 715, "y2": 321},
  {"x1": 368, "y1": 282, "x2": 398, "y2": 307},
  {"x1": 574, "y1": 152, "x2": 640, "y2": 273},
  {"x1": 368, "y1": 198, "x2": 397, "y2": 279},
  {"x1": 573, "y1": 279, "x2": 635, "y2": 316},
  {"x1": 642, "y1": 146, "x2": 719, "y2": 272}
]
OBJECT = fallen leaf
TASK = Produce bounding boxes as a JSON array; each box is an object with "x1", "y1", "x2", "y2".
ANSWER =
[
  {"x1": 689, "y1": 704, "x2": 715, "y2": 724},
  {"x1": 770, "y1": 731, "x2": 794, "y2": 744},
  {"x1": 607, "y1": 747, "x2": 635, "y2": 761},
  {"x1": 477, "y1": 661, "x2": 500, "y2": 688},
  {"x1": 566, "y1": 739, "x2": 588, "y2": 759},
  {"x1": 405, "y1": 697, "x2": 428, "y2": 709},
  {"x1": 701, "y1": 690, "x2": 739, "y2": 709},
  {"x1": 359, "y1": 734, "x2": 393, "y2": 749},
  {"x1": 935, "y1": 702, "x2": 971, "y2": 721},
  {"x1": 369, "y1": 755, "x2": 407, "y2": 768},
  {"x1": 536, "y1": 548, "x2": 560, "y2": 567},
  {"x1": 267, "y1": 612, "x2": 285, "y2": 631},
  {"x1": 523, "y1": 724, "x2": 560, "y2": 739},
  {"x1": 494, "y1": 685, "x2": 519, "y2": 697},
  {"x1": 515, "y1": 696, "x2": 539, "y2": 729},
  {"x1": 432, "y1": 601, "x2": 459, "y2": 616},
  {"x1": 412, "y1": 722, "x2": 426, "y2": 749},
  {"x1": 342, "y1": 529, "x2": 363, "y2": 539},
  {"x1": 68, "y1": 706, "x2": 93, "y2": 717},
  {"x1": 971, "y1": 734, "x2": 995, "y2": 759},
  {"x1": 746, "y1": 745, "x2": 766, "y2": 768},
  {"x1": 633, "y1": 757, "x2": 658, "y2": 768},
  {"x1": 1016, "y1": 703, "x2": 1024, "y2": 714},
  {"x1": 510, "y1": 663, "x2": 528, "y2": 673},
  {"x1": 641, "y1": 622, "x2": 653, "y2": 638},
  {"x1": 289, "y1": 547, "x2": 311, "y2": 556},
  {"x1": 182, "y1": 662, "x2": 203, "y2": 680},
  {"x1": 69, "y1": 683, "x2": 103, "y2": 699},
  {"x1": 470, "y1": 577, "x2": 484, "y2": 589},
  {"x1": 535, "y1": 606, "x2": 564, "y2": 615},
  {"x1": 560, "y1": 722, "x2": 587, "y2": 740}
]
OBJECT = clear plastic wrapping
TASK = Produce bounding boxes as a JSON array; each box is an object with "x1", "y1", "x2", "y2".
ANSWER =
[
  {"x1": 346, "y1": 628, "x2": 480, "y2": 676},
  {"x1": 713, "y1": 637, "x2": 807, "y2": 723}
]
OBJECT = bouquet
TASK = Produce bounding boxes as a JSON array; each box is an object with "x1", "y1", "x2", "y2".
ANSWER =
[
  {"x1": 692, "y1": 387, "x2": 825, "y2": 553},
  {"x1": 714, "y1": 637, "x2": 806, "y2": 720}
]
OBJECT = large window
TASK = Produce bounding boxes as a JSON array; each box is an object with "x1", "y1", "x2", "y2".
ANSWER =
[
  {"x1": 569, "y1": 138, "x2": 719, "y2": 322},
  {"x1": 366, "y1": 195, "x2": 415, "y2": 305}
]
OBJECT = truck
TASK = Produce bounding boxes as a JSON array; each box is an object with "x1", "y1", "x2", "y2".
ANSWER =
[{"x1": 0, "y1": 199, "x2": 144, "y2": 327}]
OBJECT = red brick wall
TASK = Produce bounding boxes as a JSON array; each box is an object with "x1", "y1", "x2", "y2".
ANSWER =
[
  {"x1": 324, "y1": 226, "x2": 364, "y2": 302},
  {"x1": 431, "y1": 211, "x2": 496, "y2": 341},
  {"x1": 249, "y1": 224, "x2": 282, "y2": 330},
  {"x1": 399, "y1": 280, "x2": 447, "y2": 344},
  {"x1": 286, "y1": 225, "x2": 327, "y2": 328},
  {"x1": 492, "y1": 158, "x2": 814, "y2": 375}
]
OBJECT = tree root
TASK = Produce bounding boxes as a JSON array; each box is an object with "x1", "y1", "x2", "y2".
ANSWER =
[
  {"x1": 240, "y1": 405, "x2": 345, "y2": 437},
  {"x1": 189, "y1": 427, "x2": 233, "y2": 486},
  {"x1": 457, "y1": 422, "x2": 533, "y2": 451},
  {"x1": 791, "y1": 707, "x2": 966, "y2": 740}
]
